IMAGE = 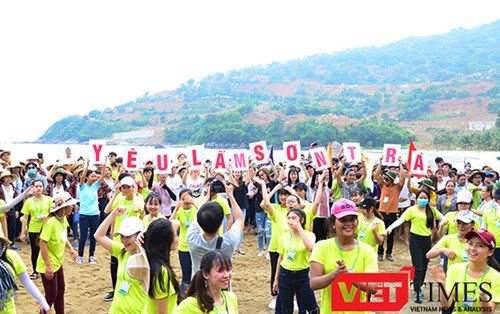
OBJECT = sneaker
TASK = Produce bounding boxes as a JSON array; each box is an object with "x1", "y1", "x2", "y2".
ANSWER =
[
  {"x1": 77, "y1": 257, "x2": 84, "y2": 264},
  {"x1": 11, "y1": 245, "x2": 21, "y2": 250},
  {"x1": 377, "y1": 254, "x2": 383, "y2": 262},
  {"x1": 257, "y1": 250, "x2": 264, "y2": 257},
  {"x1": 89, "y1": 256, "x2": 97, "y2": 264},
  {"x1": 386, "y1": 254, "x2": 394, "y2": 262},
  {"x1": 71, "y1": 242, "x2": 78, "y2": 248},
  {"x1": 237, "y1": 249, "x2": 245, "y2": 255},
  {"x1": 266, "y1": 252, "x2": 270, "y2": 260},
  {"x1": 268, "y1": 299, "x2": 276, "y2": 309},
  {"x1": 103, "y1": 291, "x2": 114, "y2": 302},
  {"x1": 413, "y1": 292, "x2": 423, "y2": 303}
]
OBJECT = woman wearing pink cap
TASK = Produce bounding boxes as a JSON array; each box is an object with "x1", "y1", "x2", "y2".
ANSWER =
[
  {"x1": 310, "y1": 198, "x2": 378, "y2": 314},
  {"x1": 431, "y1": 228, "x2": 500, "y2": 313},
  {"x1": 438, "y1": 190, "x2": 480, "y2": 237}
]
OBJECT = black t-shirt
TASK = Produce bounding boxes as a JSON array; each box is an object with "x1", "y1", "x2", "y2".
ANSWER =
[
  {"x1": 233, "y1": 183, "x2": 249, "y2": 209},
  {"x1": 254, "y1": 180, "x2": 278, "y2": 213}
]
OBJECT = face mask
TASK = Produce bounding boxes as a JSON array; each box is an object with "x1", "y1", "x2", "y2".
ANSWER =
[
  {"x1": 417, "y1": 199, "x2": 429, "y2": 207},
  {"x1": 27, "y1": 169, "x2": 37, "y2": 176}
]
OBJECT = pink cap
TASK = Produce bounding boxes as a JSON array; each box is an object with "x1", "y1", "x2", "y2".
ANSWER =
[
  {"x1": 456, "y1": 190, "x2": 472, "y2": 204},
  {"x1": 465, "y1": 228, "x2": 496, "y2": 249},
  {"x1": 331, "y1": 198, "x2": 358, "y2": 218}
]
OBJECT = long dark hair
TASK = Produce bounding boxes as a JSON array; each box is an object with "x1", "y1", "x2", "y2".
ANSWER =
[
  {"x1": 186, "y1": 250, "x2": 232, "y2": 313},
  {"x1": 416, "y1": 189, "x2": 434, "y2": 230},
  {"x1": 287, "y1": 168, "x2": 300, "y2": 186},
  {"x1": 143, "y1": 219, "x2": 180, "y2": 299},
  {"x1": 288, "y1": 208, "x2": 306, "y2": 229},
  {"x1": 310, "y1": 168, "x2": 333, "y2": 189}
]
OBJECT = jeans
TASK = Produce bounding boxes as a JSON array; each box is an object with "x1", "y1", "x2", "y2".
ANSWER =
[
  {"x1": 277, "y1": 267, "x2": 319, "y2": 314},
  {"x1": 255, "y1": 211, "x2": 271, "y2": 250},
  {"x1": 238, "y1": 208, "x2": 246, "y2": 247},
  {"x1": 178, "y1": 250, "x2": 192, "y2": 296},
  {"x1": 41, "y1": 266, "x2": 65, "y2": 314},
  {"x1": 409, "y1": 233, "x2": 431, "y2": 293},
  {"x1": 378, "y1": 212, "x2": 397, "y2": 255},
  {"x1": 70, "y1": 212, "x2": 79, "y2": 241},
  {"x1": 78, "y1": 214, "x2": 99, "y2": 258}
]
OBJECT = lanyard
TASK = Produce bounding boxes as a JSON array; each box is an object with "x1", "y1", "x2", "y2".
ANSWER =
[
  {"x1": 288, "y1": 232, "x2": 301, "y2": 253},
  {"x1": 213, "y1": 291, "x2": 229, "y2": 314},
  {"x1": 463, "y1": 263, "x2": 488, "y2": 298},
  {"x1": 335, "y1": 238, "x2": 360, "y2": 271},
  {"x1": 34, "y1": 197, "x2": 43, "y2": 214},
  {"x1": 457, "y1": 234, "x2": 467, "y2": 251},
  {"x1": 360, "y1": 217, "x2": 375, "y2": 233},
  {"x1": 183, "y1": 208, "x2": 193, "y2": 222},
  {"x1": 122, "y1": 252, "x2": 131, "y2": 281}
]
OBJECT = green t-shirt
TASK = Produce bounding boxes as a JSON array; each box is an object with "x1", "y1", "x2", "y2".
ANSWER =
[
  {"x1": 142, "y1": 213, "x2": 166, "y2": 228},
  {"x1": 173, "y1": 291, "x2": 238, "y2": 314},
  {"x1": 442, "y1": 211, "x2": 480, "y2": 236},
  {"x1": 21, "y1": 196, "x2": 53, "y2": 233},
  {"x1": 2, "y1": 250, "x2": 27, "y2": 314},
  {"x1": 278, "y1": 230, "x2": 315, "y2": 271},
  {"x1": 356, "y1": 215, "x2": 386, "y2": 252},
  {"x1": 310, "y1": 238, "x2": 378, "y2": 314},
  {"x1": 481, "y1": 205, "x2": 500, "y2": 248},
  {"x1": 446, "y1": 262, "x2": 500, "y2": 313},
  {"x1": 267, "y1": 204, "x2": 288, "y2": 252},
  {"x1": 109, "y1": 241, "x2": 147, "y2": 314},
  {"x1": 434, "y1": 234, "x2": 470, "y2": 268},
  {"x1": 175, "y1": 206, "x2": 197, "y2": 252},
  {"x1": 112, "y1": 194, "x2": 145, "y2": 241},
  {"x1": 331, "y1": 180, "x2": 342, "y2": 202},
  {"x1": 401, "y1": 205, "x2": 443, "y2": 237},
  {"x1": 303, "y1": 201, "x2": 318, "y2": 232},
  {"x1": 36, "y1": 216, "x2": 69, "y2": 274},
  {"x1": 467, "y1": 184, "x2": 482, "y2": 210},
  {"x1": 142, "y1": 266, "x2": 178, "y2": 314}
]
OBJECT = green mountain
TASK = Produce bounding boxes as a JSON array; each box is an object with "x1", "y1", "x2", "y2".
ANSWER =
[{"x1": 41, "y1": 20, "x2": 500, "y2": 150}]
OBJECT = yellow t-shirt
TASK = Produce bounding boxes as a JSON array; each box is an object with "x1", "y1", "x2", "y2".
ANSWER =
[
  {"x1": 21, "y1": 196, "x2": 53, "y2": 233},
  {"x1": 303, "y1": 201, "x2": 318, "y2": 232},
  {"x1": 2, "y1": 250, "x2": 27, "y2": 314},
  {"x1": 278, "y1": 231, "x2": 315, "y2": 271},
  {"x1": 481, "y1": 206, "x2": 500, "y2": 248},
  {"x1": 356, "y1": 216, "x2": 386, "y2": 252},
  {"x1": 142, "y1": 213, "x2": 166, "y2": 228},
  {"x1": 109, "y1": 242, "x2": 147, "y2": 314},
  {"x1": 401, "y1": 205, "x2": 443, "y2": 236},
  {"x1": 173, "y1": 291, "x2": 238, "y2": 314},
  {"x1": 36, "y1": 216, "x2": 69, "y2": 274},
  {"x1": 267, "y1": 204, "x2": 289, "y2": 252},
  {"x1": 441, "y1": 211, "x2": 480, "y2": 236},
  {"x1": 310, "y1": 238, "x2": 378, "y2": 314},
  {"x1": 142, "y1": 266, "x2": 178, "y2": 314},
  {"x1": 433, "y1": 234, "x2": 470, "y2": 268},
  {"x1": 176, "y1": 206, "x2": 197, "y2": 252},
  {"x1": 445, "y1": 262, "x2": 500, "y2": 313},
  {"x1": 112, "y1": 194, "x2": 145, "y2": 241}
]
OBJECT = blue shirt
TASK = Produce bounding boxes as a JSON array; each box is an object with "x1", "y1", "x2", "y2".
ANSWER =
[{"x1": 79, "y1": 182, "x2": 100, "y2": 216}]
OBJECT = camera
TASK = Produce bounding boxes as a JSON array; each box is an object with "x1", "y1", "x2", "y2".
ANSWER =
[{"x1": 210, "y1": 179, "x2": 226, "y2": 193}]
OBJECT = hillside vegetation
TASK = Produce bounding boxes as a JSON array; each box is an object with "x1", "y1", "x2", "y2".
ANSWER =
[{"x1": 41, "y1": 20, "x2": 500, "y2": 150}]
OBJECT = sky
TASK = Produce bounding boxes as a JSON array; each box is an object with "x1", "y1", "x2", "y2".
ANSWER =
[{"x1": 0, "y1": 0, "x2": 498, "y2": 143}]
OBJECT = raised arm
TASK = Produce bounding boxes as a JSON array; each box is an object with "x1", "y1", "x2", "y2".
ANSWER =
[
  {"x1": 79, "y1": 158, "x2": 90, "y2": 187},
  {"x1": 336, "y1": 158, "x2": 345, "y2": 186},
  {"x1": 95, "y1": 206, "x2": 126, "y2": 253},
  {"x1": 0, "y1": 187, "x2": 33, "y2": 214},
  {"x1": 225, "y1": 183, "x2": 244, "y2": 233},
  {"x1": 373, "y1": 156, "x2": 384, "y2": 187}
]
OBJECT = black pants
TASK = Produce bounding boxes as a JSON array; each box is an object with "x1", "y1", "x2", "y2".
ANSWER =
[
  {"x1": 378, "y1": 212, "x2": 397, "y2": 255},
  {"x1": 110, "y1": 256, "x2": 118, "y2": 290},
  {"x1": 409, "y1": 233, "x2": 431, "y2": 293},
  {"x1": 270, "y1": 251, "x2": 279, "y2": 296},
  {"x1": 7, "y1": 208, "x2": 17, "y2": 243},
  {"x1": 29, "y1": 232, "x2": 40, "y2": 274},
  {"x1": 278, "y1": 267, "x2": 319, "y2": 314}
]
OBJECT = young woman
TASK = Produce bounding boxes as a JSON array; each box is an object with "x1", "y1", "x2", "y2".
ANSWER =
[
  {"x1": 438, "y1": 190, "x2": 480, "y2": 237},
  {"x1": 132, "y1": 218, "x2": 180, "y2": 314},
  {"x1": 386, "y1": 189, "x2": 443, "y2": 303},
  {"x1": 182, "y1": 167, "x2": 204, "y2": 203},
  {"x1": 435, "y1": 168, "x2": 446, "y2": 192},
  {"x1": 430, "y1": 228, "x2": 500, "y2": 312},
  {"x1": 174, "y1": 250, "x2": 238, "y2": 314},
  {"x1": 310, "y1": 198, "x2": 378, "y2": 314},
  {"x1": 143, "y1": 192, "x2": 166, "y2": 228},
  {"x1": 474, "y1": 184, "x2": 495, "y2": 225},
  {"x1": 228, "y1": 167, "x2": 250, "y2": 255},
  {"x1": 36, "y1": 193, "x2": 78, "y2": 313},
  {"x1": 481, "y1": 188, "x2": 500, "y2": 264},
  {"x1": 427, "y1": 210, "x2": 476, "y2": 272},
  {"x1": 95, "y1": 206, "x2": 146, "y2": 313},
  {"x1": 273, "y1": 208, "x2": 319, "y2": 313},
  {"x1": 253, "y1": 167, "x2": 278, "y2": 258},
  {"x1": 170, "y1": 189, "x2": 198, "y2": 295},
  {"x1": 436, "y1": 180, "x2": 457, "y2": 214},
  {"x1": 0, "y1": 232, "x2": 50, "y2": 314},
  {"x1": 356, "y1": 196, "x2": 386, "y2": 253},
  {"x1": 20, "y1": 179, "x2": 54, "y2": 280},
  {"x1": 336, "y1": 158, "x2": 366, "y2": 201},
  {"x1": 151, "y1": 172, "x2": 177, "y2": 218}
]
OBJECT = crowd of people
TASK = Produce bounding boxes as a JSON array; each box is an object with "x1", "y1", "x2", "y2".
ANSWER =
[{"x1": 0, "y1": 145, "x2": 499, "y2": 313}]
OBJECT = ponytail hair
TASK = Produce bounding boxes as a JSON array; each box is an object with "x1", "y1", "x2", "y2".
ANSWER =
[
  {"x1": 487, "y1": 252, "x2": 500, "y2": 272},
  {"x1": 186, "y1": 250, "x2": 232, "y2": 313}
]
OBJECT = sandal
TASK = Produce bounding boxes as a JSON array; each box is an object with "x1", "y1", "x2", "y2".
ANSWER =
[{"x1": 30, "y1": 273, "x2": 40, "y2": 280}]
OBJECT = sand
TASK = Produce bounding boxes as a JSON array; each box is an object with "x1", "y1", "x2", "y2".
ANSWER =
[{"x1": 13, "y1": 232, "x2": 440, "y2": 314}]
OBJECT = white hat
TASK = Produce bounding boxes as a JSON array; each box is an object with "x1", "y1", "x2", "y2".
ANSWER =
[
  {"x1": 113, "y1": 217, "x2": 143, "y2": 237},
  {"x1": 120, "y1": 176, "x2": 135, "y2": 187},
  {"x1": 454, "y1": 210, "x2": 476, "y2": 224},
  {"x1": 50, "y1": 192, "x2": 79, "y2": 213}
]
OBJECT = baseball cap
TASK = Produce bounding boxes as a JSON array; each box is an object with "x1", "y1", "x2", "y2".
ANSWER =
[
  {"x1": 357, "y1": 196, "x2": 377, "y2": 209},
  {"x1": 456, "y1": 190, "x2": 473, "y2": 204},
  {"x1": 454, "y1": 210, "x2": 476, "y2": 224},
  {"x1": 293, "y1": 182, "x2": 308, "y2": 191},
  {"x1": 465, "y1": 228, "x2": 496, "y2": 249},
  {"x1": 331, "y1": 198, "x2": 358, "y2": 218},
  {"x1": 113, "y1": 217, "x2": 143, "y2": 237}
]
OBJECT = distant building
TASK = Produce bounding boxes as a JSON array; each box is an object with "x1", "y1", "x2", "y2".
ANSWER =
[{"x1": 468, "y1": 121, "x2": 495, "y2": 131}]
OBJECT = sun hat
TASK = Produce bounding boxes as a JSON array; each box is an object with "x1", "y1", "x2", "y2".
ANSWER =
[
  {"x1": 331, "y1": 198, "x2": 358, "y2": 218},
  {"x1": 357, "y1": 196, "x2": 377, "y2": 209},
  {"x1": 50, "y1": 192, "x2": 79, "y2": 213},
  {"x1": 120, "y1": 176, "x2": 135, "y2": 187},
  {"x1": 0, "y1": 150, "x2": 11, "y2": 157},
  {"x1": 113, "y1": 216, "x2": 143, "y2": 237},
  {"x1": 0, "y1": 171, "x2": 18, "y2": 182},
  {"x1": 176, "y1": 152, "x2": 187, "y2": 159},
  {"x1": 456, "y1": 190, "x2": 473, "y2": 204},
  {"x1": 384, "y1": 169, "x2": 397, "y2": 181},
  {"x1": 468, "y1": 169, "x2": 485, "y2": 183},
  {"x1": 52, "y1": 168, "x2": 67, "y2": 179},
  {"x1": 454, "y1": 210, "x2": 476, "y2": 223},
  {"x1": 126, "y1": 245, "x2": 150, "y2": 295},
  {"x1": 465, "y1": 228, "x2": 496, "y2": 249},
  {"x1": 419, "y1": 178, "x2": 436, "y2": 191},
  {"x1": 73, "y1": 167, "x2": 84, "y2": 177},
  {"x1": 6, "y1": 162, "x2": 23, "y2": 170}
]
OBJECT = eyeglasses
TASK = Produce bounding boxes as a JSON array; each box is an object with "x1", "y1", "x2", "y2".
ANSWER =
[{"x1": 285, "y1": 199, "x2": 297, "y2": 204}]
